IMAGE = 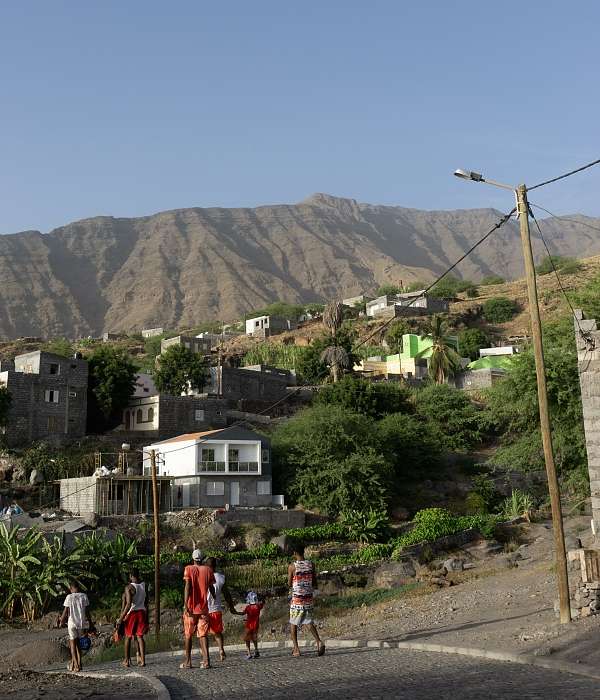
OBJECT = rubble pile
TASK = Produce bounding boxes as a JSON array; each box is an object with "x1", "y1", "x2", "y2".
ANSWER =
[{"x1": 164, "y1": 508, "x2": 214, "y2": 529}]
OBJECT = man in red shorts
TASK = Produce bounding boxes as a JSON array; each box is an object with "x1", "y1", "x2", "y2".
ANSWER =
[
  {"x1": 181, "y1": 549, "x2": 216, "y2": 669},
  {"x1": 117, "y1": 568, "x2": 149, "y2": 668}
]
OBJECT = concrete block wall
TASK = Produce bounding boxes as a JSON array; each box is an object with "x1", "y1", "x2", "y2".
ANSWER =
[
  {"x1": 59, "y1": 477, "x2": 97, "y2": 515},
  {"x1": 574, "y1": 311, "x2": 600, "y2": 536}
]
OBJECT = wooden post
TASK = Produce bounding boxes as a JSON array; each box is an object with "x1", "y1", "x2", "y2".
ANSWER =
[
  {"x1": 150, "y1": 449, "x2": 161, "y2": 640},
  {"x1": 516, "y1": 184, "x2": 570, "y2": 623}
]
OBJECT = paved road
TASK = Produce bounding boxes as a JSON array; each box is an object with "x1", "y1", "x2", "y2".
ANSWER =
[{"x1": 87, "y1": 647, "x2": 600, "y2": 699}]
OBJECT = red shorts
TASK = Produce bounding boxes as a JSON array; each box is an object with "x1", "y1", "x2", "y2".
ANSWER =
[
  {"x1": 208, "y1": 611, "x2": 223, "y2": 635},
  {"x1": 183, "y1": 611, "x2": 210, "y2": 639},
  {"x1": 125, "y1": 610, "x2": 148, "y2": 638}
]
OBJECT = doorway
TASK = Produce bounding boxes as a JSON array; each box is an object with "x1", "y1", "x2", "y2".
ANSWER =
[{"x1": 230, "y1": 481, "x2": 240, "y2": 506}]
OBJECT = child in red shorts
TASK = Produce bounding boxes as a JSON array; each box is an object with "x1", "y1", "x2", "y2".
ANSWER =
[{"x1": 239, "y1": 591, "x2": 264, "y2": 660}]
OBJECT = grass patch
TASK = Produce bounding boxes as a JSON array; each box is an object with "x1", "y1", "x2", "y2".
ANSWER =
[{"x1": 316, "y1": 583, "x2": 419, "y2": 612}]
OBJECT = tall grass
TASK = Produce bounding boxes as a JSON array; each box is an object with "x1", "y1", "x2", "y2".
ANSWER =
[{"x1": 243, "y1": 344, "x2": 307, "y2": 370}]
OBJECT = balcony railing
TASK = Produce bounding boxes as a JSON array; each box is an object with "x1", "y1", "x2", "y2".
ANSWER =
[
  {"x1": 198, "y1": 461, "x2": 226, "y2": 473},
  {"x1": 197, "y1": 461, "x2": 259, "y2": 473},
  {"x1": 227, "y1": 461, "x2": 259, "y2": 473}
]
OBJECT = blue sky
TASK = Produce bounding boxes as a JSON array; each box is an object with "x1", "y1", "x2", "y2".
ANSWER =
[{"x1": 1, "y1": 1, "x2": 599, "y2": 233}]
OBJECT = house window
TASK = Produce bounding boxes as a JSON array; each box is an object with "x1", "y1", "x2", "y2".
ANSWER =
[
  {"x1": 44, "y1": 389, "x2": 59, "y2": 403},
  {"x1": 69, "y1": 391, "x2": 77, "y2": 398},
  {"x1": 261, "y1": 449, "x2": 270, "y2": 463},
  {"x1": 228, "y1": 448, "x2": 239, "y2": 463},
  {"x1": 202, "y1": 448, "x2": 215, "y2": 462},
  {"x1": 148, "y1": 407, "x2": 154, "y2": 422},
  {"x1": 257, "y1": 481, "x2": 271, "y2": 496},
  {"x1": 136, "y1": 409, "x2": 143, "y2": 424},
  {"x1": 195, "y1": 409, "x2": 205, "y2": 422},
  {"x1": 206, "y1": 481, "x2": 225, "y2": 496},
  {"x1": 49, "y1": 363, "x2": 60, "y2": 375},
  {"x1": 255, "y1": 321, "x2": 260, "y2": 328}
]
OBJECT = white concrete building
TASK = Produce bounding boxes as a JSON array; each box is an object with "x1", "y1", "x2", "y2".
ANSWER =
[
  {"x1": 143, "y1": 426, "x2": 275, "y2": 508},
  {"x1": 479, "y1": 346, "x2": 517, "y2": 357},
  {"x1": 132, "y1": 373, "x2": 158, "y2": 398}
]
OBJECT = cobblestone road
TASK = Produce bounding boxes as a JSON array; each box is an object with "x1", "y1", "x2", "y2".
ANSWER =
[{"x1": 89, "y1": 647, "x2": 600, "y2": 699}]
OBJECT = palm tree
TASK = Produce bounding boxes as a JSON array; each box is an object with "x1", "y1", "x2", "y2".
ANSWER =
[
  {"x1": 323, "y1": 300, "x2": 344, "y2": 337},
  {"x1": 417, "y1": 315, "x2": 461, "y2": 384},
  {"x1": 320, "y1": 345, "x2": 350, "y2": 383}
]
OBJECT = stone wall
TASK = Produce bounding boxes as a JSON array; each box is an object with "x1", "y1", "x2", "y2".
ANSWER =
[
  {"x1": 59, "y1": 477, "x2": 98, "y2": 514},
  {"x1": 216, "y1": 508, "x2": 306, "y2": 529},
  {"x1": 574, "y1": 310, "x2": 600, "y2": 536},
  {"x1": 563, "y1": 548, "x2": 600, "y2": 619}
]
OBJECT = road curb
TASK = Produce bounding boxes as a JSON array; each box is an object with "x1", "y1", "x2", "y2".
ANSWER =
[{"x1": 43, "y1": 669, "x2": 170, "y2": 700}]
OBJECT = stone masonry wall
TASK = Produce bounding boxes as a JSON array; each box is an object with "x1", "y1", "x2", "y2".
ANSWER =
[{"x1": 574, "y1": 310, "x2": 600, "y2": 536}]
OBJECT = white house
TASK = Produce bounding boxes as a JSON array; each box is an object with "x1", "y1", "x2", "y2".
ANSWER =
[
  {"x1": 245, "y1": 315, "x2": 295, "y2": 337},
  {"x1": 132, "y1": 373, "x2": 158, "y2": 398},
  {"x1": 143, "y1": 426, "x2": 277, "y2": 509},
  {"x1": 479, "y1": 346, "x2": 518, "y2": 357}
]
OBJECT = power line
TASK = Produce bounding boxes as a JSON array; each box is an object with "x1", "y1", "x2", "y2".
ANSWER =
[
  {"x1": 529, "y1": 157, "x2": 600, "y2": 191},
  {"x1": 354, "y1": 206, "x2": 517, "y2": 350},
  {"x1": 528, "y1": 208, "x2": 594, "y2": 346},
  {"x1": 529, "y1": 202, "x2": 600, "y2": 235}
]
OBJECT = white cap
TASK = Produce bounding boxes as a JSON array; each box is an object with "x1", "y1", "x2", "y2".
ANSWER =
[{"x1": 192, "y1": 549, "x2": 205, "y2": 562}]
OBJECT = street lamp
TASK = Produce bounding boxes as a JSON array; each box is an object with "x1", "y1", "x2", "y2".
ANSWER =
[{"x1": 454, "y1": 167, "x2": 571, "y2": 624}]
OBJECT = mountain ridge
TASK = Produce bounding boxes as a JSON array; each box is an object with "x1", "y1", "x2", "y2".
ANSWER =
[{"x1": 0, "y1": 194, "x2": 598, "y2": 340}]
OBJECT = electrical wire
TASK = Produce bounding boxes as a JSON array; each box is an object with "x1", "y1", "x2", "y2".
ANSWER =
[
  {"x1": 529, "y1": 208, "x2": 594, "y2": 347},
  {"x1": 529, "y1": 203, "x2": 600, "y2": 235},
  {"x1": 528, "y1": 157, "x2": 600, "y2": 191},
  {"x1": 353, "y1": 206, "x2": 517, "y2": 350}
]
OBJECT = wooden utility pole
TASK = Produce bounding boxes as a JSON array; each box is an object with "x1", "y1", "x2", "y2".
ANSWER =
[
  {"x1": 150, "y1": 448, "x2": 161, "y2": 639},
  {"x1": 516, "y1": 184, "x2": 570, "y2": 623}
]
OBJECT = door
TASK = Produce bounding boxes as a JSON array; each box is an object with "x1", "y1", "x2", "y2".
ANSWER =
[{"x1": 230, "y1": 481, "x2": 240, "y2": 507}]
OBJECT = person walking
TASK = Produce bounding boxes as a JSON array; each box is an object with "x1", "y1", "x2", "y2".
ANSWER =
[
  {"x1": 288, "y1": 544, "x2": 325, "y2": 657},
  {"x1": 181, "y1": 549, "x2": 216, "y2": 669},
  {"x1": 205, "y1": 557, "x2": 237, "y2": 661},
  {"x1": 58, "y1": 580, "x2": 95, "y2": 672},
  {"x1": 117, "y1": 568, "x2": 149, "y2": 667}
]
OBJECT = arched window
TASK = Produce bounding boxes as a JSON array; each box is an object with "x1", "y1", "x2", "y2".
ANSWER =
[
  {"x1": 136, "y1": 409, "x2": 143, "y2": 424},
  {"x1": 148, "y1": 407, "x2": 154, "y2": 423}
]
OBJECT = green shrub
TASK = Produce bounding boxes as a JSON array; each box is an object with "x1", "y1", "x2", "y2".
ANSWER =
[
  {"x1": 482, "y1": 297, "x2": 518, "y2": 323},
  {"x1": 280, "y1": 523, "x2": 347, "y2": 544},
  {"x1": 480, "y1": 275, "x2": 505, "y2": 286},
  {"x1": 339, "y1": 508, "x2": 390, "y2": 544},
  {"x1": 464, "y1": 492, "x2": 487, "y2": 515},
  {"x1": 161, "y1": 587, "x2": 182, "y2": 609},
  {"x1": 501, "y1": 489, "x2": 535, "y2": 519},
  {"x1": 536, "y1": 255, "x2": 581, "y2": 276}
]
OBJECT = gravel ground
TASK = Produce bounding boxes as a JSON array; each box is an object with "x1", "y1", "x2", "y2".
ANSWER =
[{"x1": 0, "y1": 669, "x2": 156, "y2": 699}]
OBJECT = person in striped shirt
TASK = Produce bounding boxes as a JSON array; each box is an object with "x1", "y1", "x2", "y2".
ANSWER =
[{"x1": 288, "y1": 544, "x2": 325, "y2": 657}]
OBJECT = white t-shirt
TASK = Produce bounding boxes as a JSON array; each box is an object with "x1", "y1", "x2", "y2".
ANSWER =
[
  {"x1": 64, "y1": 592, "x2": 89, "y2": 629},
  {"x1": 208, "y1": 572, "x2": 225, "y2": 613}
]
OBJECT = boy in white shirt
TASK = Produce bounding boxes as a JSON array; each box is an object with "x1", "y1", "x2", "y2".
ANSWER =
[{"x1": 58, "y1": 580, "x2": 95, "y2": 672}]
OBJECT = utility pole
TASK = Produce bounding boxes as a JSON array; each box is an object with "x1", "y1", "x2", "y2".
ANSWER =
[
  {"x1": 516, "y1": 184, "x2": 571, "y2": 623},
  {"x1": 150, "y1": 449, "x2": 161, "y2": 640}
]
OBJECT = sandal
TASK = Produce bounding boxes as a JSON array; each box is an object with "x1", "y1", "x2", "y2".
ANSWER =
[{"x1": 318, "y1": 643, "x2": 326, "y2": 657}]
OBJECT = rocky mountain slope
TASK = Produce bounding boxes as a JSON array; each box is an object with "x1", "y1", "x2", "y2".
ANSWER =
[{"x1": 1, "y1": 193, "x2": 599, "y2": 339}]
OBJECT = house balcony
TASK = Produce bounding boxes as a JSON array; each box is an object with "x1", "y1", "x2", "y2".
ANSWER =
[{"x1": 196, "y1": 461, "x2": 260, "y2": 474}]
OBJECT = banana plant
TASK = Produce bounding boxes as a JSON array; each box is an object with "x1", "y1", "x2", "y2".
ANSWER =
[{"x1": 0, "y1": 524, "x2": 42, "y2": 619}]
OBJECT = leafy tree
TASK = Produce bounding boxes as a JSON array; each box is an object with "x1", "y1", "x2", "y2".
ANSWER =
[
  {"x1": 483, "y1": 334, "x2": 585, "y2": 475},
  {"x1": 375, "y1": 412, "x2": 441, "y2": 474},
  {"x1": 315, "y1": 376, "x2": 413, "y2": 419},
  {"x1": 376, "y1": 283, "x2": 401, "y2": 296},
  {"x1": 405, "y1": 281, "x2": 428, "y2": 292},
  {"x1": 304, "y1": 303, "x2": 325, "y2": 316},
  {"x1": 573, "y1": 273, "x2": 600, "y2": 320},
  {"x1": 87, "y1": 346, "x2": 137, "y2": 429},
  {"x1": 482, "y1": 297, "x2": 518, "y2": 323},
  {"x1": 429, "y1": 276, "x2": 475, "y2": 300},
  {"x1": 385, "y1": 320, "x2": 410, "y2": 354},
  {"x1": 291, "y1": 448, "x2": 391, "y2": 515},
  {"x1": 480, "y1": 275, "x2": 505, "y2": 286},
  {"x1": 294, "y1": 336, "x2": 329, "y2": 384},
  {"x1": 272, "y1": 405, "x2": 389, "y2": 514},
  {"x1": 458, "y1": 328, "x2": 490, "y2": 361},
  {"x1": 43, "y1": 337, "x2": 74, "y2": 357},
  {"x1": 536, "y1": 255, "x2": 581, "y2": 276},
  {"x1": 154, "y1": 345, "x2": 208, "y2": 395},
  {"x1": 247, "y1": 302, "x2": 305, "y2": 321},
  {"x1": 417, "y1": 315, "x2": 461, "y2": 384},
  {"x1": 0, "y1": 387, "x2": 11, "y2": 427},
  {"x1": 415, "y1": 384, "x2": 481, "y2": 451}
]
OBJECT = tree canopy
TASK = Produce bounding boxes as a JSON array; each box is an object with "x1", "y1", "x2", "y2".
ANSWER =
[
  {"x1": 415, "y1": 383, "x2": 481, "y2": 451},
  {"x1": 154, "y1": 345, "x2": 208, "y2": 396},
  {"x1": 315, "y1": 376, "x2": 413, "y2": 419},
  {"x1": 458, "y1": 328, "x2": 490, "y2": 361},
  {"x1": 87, "y1": 346, "x2": 137, "y2": 430},
  {"x1": 482, "y1": 297, "x2": 518, "y2": 324}
]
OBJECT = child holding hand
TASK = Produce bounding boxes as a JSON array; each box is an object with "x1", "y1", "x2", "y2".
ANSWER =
[{"x1": 236, "y1": 591, "x2": 264, "y2": 660}]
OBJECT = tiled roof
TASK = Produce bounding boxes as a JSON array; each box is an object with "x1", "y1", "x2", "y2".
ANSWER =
[{"x1": 154, "y1": 429, "x2": 224, "y2": 445}]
